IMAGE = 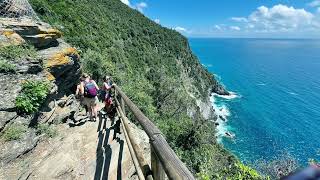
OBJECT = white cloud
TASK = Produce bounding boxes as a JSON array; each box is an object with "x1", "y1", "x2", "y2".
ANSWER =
[
  {"x1": 120, "y1": 0, "x2": 130, "y2": 6},
  {"x1": 231, "y1": 17, "x2": 248, "y2": 22},
  {"x1": 248, "y1": 5, "x2": 314, "y2": 32},
  {"x1": 136, "y1": 2, "x2": 147, "y2": 12},
  {"x1": 214, "y1": 25, "x2": 222, "y2": 30},
  {"x1": 228, "y1": 4, "x2": 319, "y2": 34},
  {"x1": 154, "y1": 19, "x2": 160, "y2": 24},
  {"x1": 174, "y1": 26, "x2": 188, "y2": 32},
  {"x1": 308, "y1": 0, "x2": 320, "y2": 7},
  {"x1": 230, "y1": 26, "x2": 241, "y2": 31},
  {"x1": 120, "y1": 0, "x2": 148, "y2": 13}
]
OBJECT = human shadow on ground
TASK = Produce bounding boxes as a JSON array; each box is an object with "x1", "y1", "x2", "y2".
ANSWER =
[
  {"x1": 116, "y1": 137, "x2": 124, "y2": 180},
  {"x1": 94, "y1": 113, "x2": 124, "y2": 180},
  {"x1": 94, "y1": 115, "x2": 112, "y2": 180}
]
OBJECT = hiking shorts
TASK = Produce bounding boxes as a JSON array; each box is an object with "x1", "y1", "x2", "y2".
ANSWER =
[{"x1": 83, "y1": 96, "x2": 98, "y2": 107}]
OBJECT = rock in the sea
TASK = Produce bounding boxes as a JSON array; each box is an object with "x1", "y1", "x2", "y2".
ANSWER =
[
  {"x1": 225, "y1": 131, "x2": 235, "y2": 139},
  {"x1": 219, "y1": 115, "x2": 226, "y2": 121},
  {"x1": 213, "y1": 84, "x2": 230, "y2": 95}
]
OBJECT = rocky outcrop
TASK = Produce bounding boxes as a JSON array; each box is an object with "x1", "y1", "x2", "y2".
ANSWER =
[
  {"x1": 0, "y1": 17, "x2": 61, "y2": 48},
  {"x1": 0, "y1": 29, "x2": 25, "y2": 45},
  {"x1": 212, "y1": 83, "x2": 230, "y2": 96},
  {"x1": 0, "y1": 17, "x2": 80, "y2": 167}
]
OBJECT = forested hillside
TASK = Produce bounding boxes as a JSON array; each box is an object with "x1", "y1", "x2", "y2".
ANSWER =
[{"x1": 29, "y1": 0, "x2": 261, "y2": 178}]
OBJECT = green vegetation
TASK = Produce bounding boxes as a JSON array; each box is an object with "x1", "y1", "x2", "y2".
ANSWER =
[
  {"x1": 0, "y1": 44, "x2": 37, "y2": 61},
  {"x1": 230, "y1": 162, "x2": 264, "y2": 180},
  {"x1": 0, "y1": 45, "x2": 38, "y2": 73},
  {"x1": 30, "y1": 0, "x2": 259, "y2": 178},
  {"x1": 254, "y1": 153, "x2": 299, "y2": 179},
  {"x1": 309, "y1": 158, "x2": 320, "y2": 166},
  {"x1": 197, "y1": 162, "x2": 265, "y2": 180},
  {"x1": 15, "y1": 80, "x2": 50, "y2": 114},
  {"x1": 0, "y1": 59, "x2": 16, "y2": 73},
  {"x1": 36, "y1": 124, "x2": 57, "y2": 138},
  {"x1": 1, "y1": 123, "x2": 27, "y2": 141}
]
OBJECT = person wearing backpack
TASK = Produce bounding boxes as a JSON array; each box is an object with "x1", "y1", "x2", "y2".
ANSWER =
[
  {"x1": 102, "y1": 76, "x2": 113, "y2": 114},
  {"x1": 80, "y1": 73, "x2": 99, "y2": 121}
]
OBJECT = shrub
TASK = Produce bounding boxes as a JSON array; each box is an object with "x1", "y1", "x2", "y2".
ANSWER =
[
  {"x1": 254, "y1": 153, "x2": 299, "y2": 179},
  {"x1": 234, "y1": 162, "x2": 264, "y2": 180},
  {"x1": 0, "y1": 44, "x2": 37, "y2": 61},
  {"x1": 15, "y1": 81, "x2": 50, "y2": 114},
  {"x1": 196, "y1": 172, "x2": 211, "y2": 180},
  {"x1": 0, "y1": 59, "x2": 16, "y2": 73},
  {"x1": 211, "y1": 162, "x2": 266, "y2": 180},
  {"x1": 36, "y1": 124, "x2": 57, "y2": 138},
  {"x1": 1, "y1": 123, "x2": 27, "y2": 141}
]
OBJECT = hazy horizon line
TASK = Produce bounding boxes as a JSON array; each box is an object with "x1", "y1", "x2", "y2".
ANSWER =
[{"x1": 187, "y1": 36, "x2": 320, "y2": 40}]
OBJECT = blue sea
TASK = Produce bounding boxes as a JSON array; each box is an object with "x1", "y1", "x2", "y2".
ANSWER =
[{"x1": 189, "y1": 38, "x2": 320, "y2": 165}]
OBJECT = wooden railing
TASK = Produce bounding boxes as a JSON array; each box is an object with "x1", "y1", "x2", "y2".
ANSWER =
[{"x1": 113, "y1": 85, "x2": 195, "y2": 180}]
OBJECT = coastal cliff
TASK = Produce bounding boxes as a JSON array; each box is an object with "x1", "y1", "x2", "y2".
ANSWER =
[
  {"x1": 0, "y1": 0, "x2": 262, "y2": 179},
  {"x1": 28, "y1": 0, "x2": 237, "y2": 177}
]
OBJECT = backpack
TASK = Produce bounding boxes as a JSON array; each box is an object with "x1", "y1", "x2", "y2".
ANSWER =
[{"x1": 84, "y1": 81, "x2": 97, "y2": 98}]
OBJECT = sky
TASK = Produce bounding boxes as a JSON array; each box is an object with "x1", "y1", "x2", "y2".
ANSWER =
[{"x1": 120, "y1": 0, "x2": 320, "y2": 38}]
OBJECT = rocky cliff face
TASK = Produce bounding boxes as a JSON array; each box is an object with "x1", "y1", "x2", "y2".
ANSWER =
[{"x1": 0, "y1": 17, "x2": 81, "y2": 171}]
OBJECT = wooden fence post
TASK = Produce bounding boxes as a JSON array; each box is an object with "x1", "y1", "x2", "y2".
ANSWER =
[
  {"x1": 151, "y1": 145, "x2": 165, "y2": 180},
  {"x1": 121, "y1": 97, "x2": 125, "y2": 116}
]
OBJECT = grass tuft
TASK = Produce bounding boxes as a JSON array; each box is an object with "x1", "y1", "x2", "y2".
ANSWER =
[
  {"x1": 0, "y1": 45, "x2": 37, "y2": 61},
  {"x1": 1, "y1": 124, "x2": 27, "y2": 141},
  {"x1": 0, "y1": 59, "x2": 16, "y2": 73},
  {"x1": 36, "y1": 124, "x2": 57, "y2": 138}
]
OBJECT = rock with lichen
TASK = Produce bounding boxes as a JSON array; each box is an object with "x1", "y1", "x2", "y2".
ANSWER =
[
  {"x1": 0, "y1": 17, "x2": 62, "y2": 48},
  {"x1": 0, "y1": 16, "x2": 80, "y2": 167}
]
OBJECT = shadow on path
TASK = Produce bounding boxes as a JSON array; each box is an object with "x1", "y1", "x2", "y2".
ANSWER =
[
  {"x1": 94, "y1": 113, "x2": 124, "y2": 180},
  {"x1": 116, "y1": 137, "x2": 124, "y2": 180}
]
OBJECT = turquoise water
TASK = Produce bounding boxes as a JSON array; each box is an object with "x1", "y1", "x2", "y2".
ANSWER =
[{"x1": 189, "y1": 38, "x2": 320, "y2": 165}]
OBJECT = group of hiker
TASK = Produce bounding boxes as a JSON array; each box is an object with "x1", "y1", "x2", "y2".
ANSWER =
[{"x1": 75, "y1": 73, "x2": 113, "y2": 121}]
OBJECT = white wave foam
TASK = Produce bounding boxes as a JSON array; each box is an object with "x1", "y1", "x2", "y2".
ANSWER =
[
  {"x1": 212, "y1": 91, "x2": 239, "y2": 100},
  {"x1": 257, "y1": 83, "x2": 267, "y2": 86},
  {"x1": 289, "y1": 92, "x2": 298, "y2": 95},
  {"x1": 210, "y1": 93, "x2": 238, "y2": 142}
]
